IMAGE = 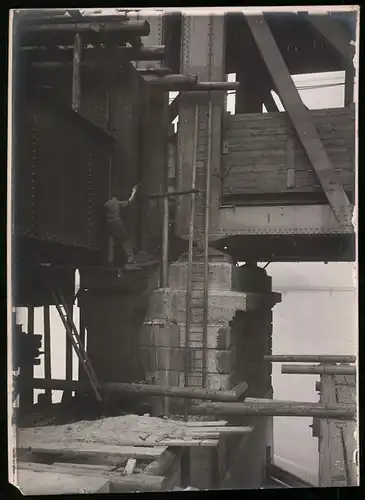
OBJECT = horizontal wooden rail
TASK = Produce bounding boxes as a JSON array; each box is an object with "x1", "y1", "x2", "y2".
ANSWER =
[
  {"x1": 265, "y1": 355, "x2": 356, "y2": 363},
  {"x1": 281, "y1": 364, "x2": 356, "y2": 375},
  {"x1": 31, "y1": 378, "x2": 247, "y2": 402},
  {"x1": 190, "y1": 400, "x2": 356, "y2": 420}
]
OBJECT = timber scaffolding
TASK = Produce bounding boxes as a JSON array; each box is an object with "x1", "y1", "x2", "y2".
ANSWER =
[{"x1": 11, "y1": 7, "x2": 357, "y2": 493}]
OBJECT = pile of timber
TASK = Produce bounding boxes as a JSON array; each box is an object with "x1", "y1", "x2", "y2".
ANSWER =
[{"x1": 16, "y1": 417, "x2": 252, "y2": 494}]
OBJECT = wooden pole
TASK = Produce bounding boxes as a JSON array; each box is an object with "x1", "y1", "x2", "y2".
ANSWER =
[
  {"x1": 190, "y1": 401, "x2": 356, "y2": 420},
  {"x1": 30, "y1": 378, "x2": 244, "y2": 402},
  {"x1": 265, "y1": 355, "x2": 356, "y2": 364},
  {"x1": 63, "y1": 301, "x2": 73, "y2": 403},
  {"x1": 43, "y1": 305, "x2": 52, "y2": 404},
  {"x1": 202, "y1": 98, "x2": 212, "y2": 389},
  {"x1": 161, "y1": 196, "x2": 169, "y2": 288},
  {"x1": 71, "y1": 33, "x2": 82, "y2": 113},
  {"x1": 184, "y1": 103, "x2": 199, "y2": 416},
  {"x1": 281, "y1": 364, "x2": 356, "y2": 376}
]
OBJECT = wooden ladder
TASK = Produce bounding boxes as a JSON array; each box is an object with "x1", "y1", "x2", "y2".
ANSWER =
[{"x1": 51, "y1": 287, "x2": 102, "y2": 402}]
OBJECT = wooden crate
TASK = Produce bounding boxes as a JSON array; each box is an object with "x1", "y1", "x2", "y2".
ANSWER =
[{"x1": 222, "y1": 107, "x2": 355, "y2": 202}]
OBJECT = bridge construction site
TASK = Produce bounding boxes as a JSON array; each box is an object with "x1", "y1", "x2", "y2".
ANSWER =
[{"x1": 9, "y1": 7, "x2": 358, "y2": 494}]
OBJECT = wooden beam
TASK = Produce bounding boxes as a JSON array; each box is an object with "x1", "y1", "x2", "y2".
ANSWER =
[
  {"x1": 281, "y1": 364, "x2": 356, "y2": 375},
  {"x1": 18, "y1": 442, "x2": 166, "y2": 460},
  {"x1": 190, "y1": 401, "x2": 356, "y2": 420},
  {"x1": 17, "y1": 462, "x2": 166, "y2": 492},
  {"x1": 307, "y1": 15, "x2": 355, "y2": 62},
  {"x1": 265, "y1": 355, "x2": 356, "y2": 363},
  {"x1": 19, "y1": 307, "x2": 35, "y2": 409},
  {"x1": 245, "y1": 14, "x2": 352, "y2": 227}
]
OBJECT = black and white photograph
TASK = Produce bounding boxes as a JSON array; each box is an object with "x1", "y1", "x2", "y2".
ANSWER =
[{"x1": 7, "y1": 6, "x2": 358, "y2": 494}]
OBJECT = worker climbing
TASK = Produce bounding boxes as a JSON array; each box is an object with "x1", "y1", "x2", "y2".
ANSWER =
[{"x1": 104, "y1": 182, "x2": 145, "y2": 266}]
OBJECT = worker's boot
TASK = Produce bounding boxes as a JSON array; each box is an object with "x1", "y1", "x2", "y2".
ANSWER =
[{"x1": 124, "y1": 243, "x2": 135, "y2": 264}]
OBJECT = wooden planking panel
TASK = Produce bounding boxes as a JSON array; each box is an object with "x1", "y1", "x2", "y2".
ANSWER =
[
  {"x1": 245, "y1": 15, "x2": 352, "y2": 226},
  {"x1": 334, "y1": 374, "x2": 358, "y2": 486},
  {"x1": 222, "y1": 107, "x2": 355, "y2": 197},
  {"x1": 318, "y1": 373, "x2": 357, "y2": 487}
]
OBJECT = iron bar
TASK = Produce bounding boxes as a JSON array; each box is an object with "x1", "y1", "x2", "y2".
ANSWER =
[
  {"x1": 30, "y1": 378, "x2": 245, "y2": 402},
  {"x1": 71, "y1": 33, "x2": 82, "y2": 113},
  {"x1": 265, "y1": 355, "x2": 356, "y2": 363},
  {"x1": 202, "y1": 98, "x2": 213, "y2": 389},
  {"x1": 43, "y1": 305, "x2": 52, "y2": 403},
  {"x1": 148, "y1": 188, "x2": 200, "y2": 199},
  {"x1": 184, "y1": 103, "x2": 199, "y2": 418},
  {"x1": 190, "y1": 401, "x2": 356, "y2": 420},
  {"x1": 281, "y1": 364, "x2": 356, "y2": 375}
]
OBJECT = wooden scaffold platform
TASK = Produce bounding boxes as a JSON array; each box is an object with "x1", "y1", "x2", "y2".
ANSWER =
[{"x1": 15, "y1": 414, "x2": 253, "y2": 493}]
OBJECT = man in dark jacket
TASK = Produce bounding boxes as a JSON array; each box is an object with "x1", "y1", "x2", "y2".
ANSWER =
[{"x1": 104, "y1": 185, "x2": 138, "y2": 265}]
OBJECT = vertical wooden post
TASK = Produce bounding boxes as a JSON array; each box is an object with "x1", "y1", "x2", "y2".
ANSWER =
[
  {"x1": 62, "y1": 302, "x2": 73, "y2": 403},
  {"x1": 78, "y1": 276, "x2": 87, "y2": 397},
  {"x1": 72, "y1": 33, "x2": 82, "y2": 113},
  {"x1": 43, "y1": 305, "x2": 52, "y2": 404},
  {"x1": 344, "y1": 59, "x2": 354, "y2": 107}
]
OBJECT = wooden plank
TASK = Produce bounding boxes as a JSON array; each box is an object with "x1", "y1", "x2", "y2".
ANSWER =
[
  {"x1": 307, "y1": 15, "x2": 355, "y2": 62},
  {"x1": 18, "y1": 462, "x2": 166, "y2": 492},
  {"x1": 17, "y1": 469, "x2": 111, "y2": 495},
  {"x1": 183, "y1": 420, "x2": 228, "y2": 427},
  {"x1": 18, "y1": 442, "x2": 167, "y2": 460},
  {"x1": 124, "y1": 458, "x2": 137, "y2": 475},
  {"x1": 245, "y1": 15, "x2": 352, "y2": 227},
  {"x1": 144, "y1": 449, "x2": 183, "y2": 476}
]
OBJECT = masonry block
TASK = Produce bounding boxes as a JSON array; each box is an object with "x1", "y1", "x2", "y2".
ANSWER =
[
  {"x1": 179, "y1": 324, "x2": 232, "y2": 349},
  {"x1": 169, "y1": 261, "x2": 241, "y2": 291},
  {"x1": 178, "y1": 372, "x2": 233, "y2": 390},
  {"x1": 140, "y1": 322, "x2": 180, "y2": 347}
]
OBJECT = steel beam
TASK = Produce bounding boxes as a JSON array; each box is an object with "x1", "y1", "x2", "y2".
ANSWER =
[
  {"x1": 177, "y1": 14, "x2": 225, "y2": 238},
  {"x1": 214, "y1": 205, "x2": 353, "y2": 238},
  {"x1": 246, "y1": 14, "x2": 352, "y2": 228}
]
